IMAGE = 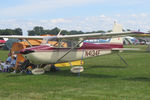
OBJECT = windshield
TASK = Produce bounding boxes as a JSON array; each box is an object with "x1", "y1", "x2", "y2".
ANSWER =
[{"x1": 41, "y1": 37, "x2": 82, "y2": 48}]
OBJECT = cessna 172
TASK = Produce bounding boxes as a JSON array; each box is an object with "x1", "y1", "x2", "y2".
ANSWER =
[
  {"x1": 0, "y1": 23, "x2": 144, "y2": 74},
  {"x1": 0, "y1": 31, "x2": 143, "y2": 73}
]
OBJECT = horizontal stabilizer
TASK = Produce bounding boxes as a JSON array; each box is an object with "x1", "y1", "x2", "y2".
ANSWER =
[{"x1": 112, "y1": 48, "x2": 141, "y2": 51}]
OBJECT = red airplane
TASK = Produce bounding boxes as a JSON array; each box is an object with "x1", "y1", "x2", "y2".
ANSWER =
[{"x1": 0, "y1": 38, "x2": 6, "y2": 48}]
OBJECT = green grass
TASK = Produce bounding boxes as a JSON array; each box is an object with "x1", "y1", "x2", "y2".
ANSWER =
[
  {"x1": 124, "y1": 44, "x2": 148, "y2": 50},
  {"x1": 0, "y1": 47, "x2": 150, "y2": 100}
]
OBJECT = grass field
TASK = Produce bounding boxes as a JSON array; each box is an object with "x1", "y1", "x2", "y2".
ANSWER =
[{"x1": 0, "y1": 46, "x2": 150, "y2": 100}]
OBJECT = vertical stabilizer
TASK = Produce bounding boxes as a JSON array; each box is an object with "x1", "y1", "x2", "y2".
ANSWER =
[
  {"x1": 112, "y1": 21, "x2": 123, "y2": 33},
  {"x1": 110, "y1": 22, "x2": 123, "y2": 44}
]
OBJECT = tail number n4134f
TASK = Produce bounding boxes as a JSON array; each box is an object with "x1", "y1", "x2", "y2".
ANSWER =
[{"x1": 85, "y1": 50, "x2": 100, "y2": 57}]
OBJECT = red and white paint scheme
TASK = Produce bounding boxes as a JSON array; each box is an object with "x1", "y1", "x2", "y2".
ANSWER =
[
  {"x1": 3, "y1": 31, "x2": 139, "y2": 65},
  {"x1": 0, "y1": 23, "x2": 144, "y2": 75},
  {"x1": 19, "y1": 38, "x2": 123, "y2": 65},
  {"x1": 0, "y1": 24, "x2": 144, "y2": 66}
]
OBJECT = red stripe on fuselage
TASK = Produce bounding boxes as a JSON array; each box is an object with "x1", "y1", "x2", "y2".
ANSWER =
[
  {"x1": 0, "y1": 40, "x2": 6, "y2": 43},
  {"x1": 21, "y1": 42, "x2": 123, "y2": 52},
  {"x1": 80, "y1": 42, "x2": 123, "y2": 49}
]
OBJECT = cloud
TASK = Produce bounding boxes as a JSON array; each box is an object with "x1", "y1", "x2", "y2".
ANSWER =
[
  {"x1": 130, "y1": 13, "x2": 148, "y2": 18},
  {"x1": 131, "y1": 14, "x2": 137, "y2": 18},
  {"x1": 100, "y1": 15, "x2": 106, "y2": 18},
  {"x1": 0, "y1": 13, "x2": 150, "y2": 35},
  {"x1": 115, "y1": 14, "x2": 121, "y2": 17},
  {"x1": 50, "y1": 18, "x2": 72, "y2": 24},
  {"x1": 1, "y1": 0, "x2": 148, "y2": 18},
  {"x1": 140, "y1": 13, "x2": 148, "y2": 17},
  {"x1": 0, "y1": 0, "x2": 104, "y2": 17}
]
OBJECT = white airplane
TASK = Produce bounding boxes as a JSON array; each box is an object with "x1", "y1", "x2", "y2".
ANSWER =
[{"x1": 0, "y1": 23, "x2": 144, "y2": 74}]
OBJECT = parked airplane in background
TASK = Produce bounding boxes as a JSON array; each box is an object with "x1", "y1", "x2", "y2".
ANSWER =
[
  {"x1": 84, "y1": 36, "x2": 138, "y2": 45},
  {"x1": 0, "y1": 38, "x2": 6, "y2": 48}
]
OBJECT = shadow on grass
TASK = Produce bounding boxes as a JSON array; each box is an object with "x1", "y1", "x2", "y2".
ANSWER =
[
  {"x1": 5, "y1": 67, "x2": 119, "y2": 79},
  {"x1": 123, "y1": 77, "x2": 150, "y2": 82},
  {"x1": 86, "y1": 65, "x2": 126, "y2": 69},
  {"x1": 44, "y1": 69, "x2": 118, "y2": 79},
  {"x1": 6, "y1": 73, "x2": 31, "y2": 77},
  {"x1": 80, "y1": 73, "x2": 117, "y2": 79}
]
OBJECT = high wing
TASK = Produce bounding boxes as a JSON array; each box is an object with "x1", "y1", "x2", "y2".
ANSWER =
[
  {"x1": 0, "y1": 35, "x2": 45, "y2": 39},
  {"x1": 57, "y1": 31, "x2": 144, "y2": 40},
  {"x1": 0, "y1": 31, "x2": 144, "y2": 40},
  {"x1": 135, "y1": 34, "x2": 150, "y2": 37}
]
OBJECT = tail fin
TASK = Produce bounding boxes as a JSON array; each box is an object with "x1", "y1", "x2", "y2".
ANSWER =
[
  {"x1": 112, "y1": 21, "x2": 123, "y2": 33},
  {"x1": 110, "y1": 22, "x2": 123, "y2": 44}
]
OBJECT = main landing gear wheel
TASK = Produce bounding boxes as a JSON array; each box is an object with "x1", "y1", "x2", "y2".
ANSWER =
[
  {"x1": 31, "y1": 68, "x2": 45, "y2": 75},
  {"x1": 31, "y1": 65, "x2": 45, "y2": 75}
]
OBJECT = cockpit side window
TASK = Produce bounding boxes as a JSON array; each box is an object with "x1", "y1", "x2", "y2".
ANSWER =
[
  {"x1": 41, "y1": 37, "x2": 83, "y2": 48},
  {"x1": 60, "y1": 39, "x2": 83, "y2": 48}
]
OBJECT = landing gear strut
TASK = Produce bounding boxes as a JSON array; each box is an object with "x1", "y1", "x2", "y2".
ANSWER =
[{"x1": 50, "y1": 64, "x2": 59, "y2": 72}]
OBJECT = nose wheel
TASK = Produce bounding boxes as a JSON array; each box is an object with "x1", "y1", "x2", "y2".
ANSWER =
[{"x1": 31, "y1": 64, "x2": 59, "y2": 75}]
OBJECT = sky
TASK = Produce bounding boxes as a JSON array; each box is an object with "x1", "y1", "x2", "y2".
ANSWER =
[{"x1": 0, "y1": 0, "x2": 150, "y2": 35}]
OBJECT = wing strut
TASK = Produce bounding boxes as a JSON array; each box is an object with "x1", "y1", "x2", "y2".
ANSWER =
[
  {"x1": 24, "y1": 39, "x2": 32, "y2": 47},
  {"x1": 116, "y1": 53, "x2": 128, "y2": 66},
  {"x1": 56, "y1": 40, "x2": 84, "y2": 63}
]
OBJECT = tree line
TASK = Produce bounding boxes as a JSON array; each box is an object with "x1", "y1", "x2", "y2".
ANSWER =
[
  {"x1": 27, "y1": 26, "x2": 106, "y2": 36},
  {"x1": 0, "y1": 28, "x2": 22, "y2": 35},
  {"x1": 0, "y1": 26, "x2": 106, "y2": 36},
  {"x1": 0, "y1": 26, "x2": 146, "y2": 36}
]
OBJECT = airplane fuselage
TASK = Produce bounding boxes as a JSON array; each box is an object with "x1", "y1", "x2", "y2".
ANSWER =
[{"x1": 20, "y1": 42, "x2": 123, "y2": 65}]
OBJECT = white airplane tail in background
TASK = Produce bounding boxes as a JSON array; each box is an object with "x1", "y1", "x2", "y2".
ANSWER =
[
  {"x1": 109, "y1": 22, "x2": 123, "y2": 44},
  {"x1": 112, "y1": 21, "x2": 123, "y2": 33}
]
